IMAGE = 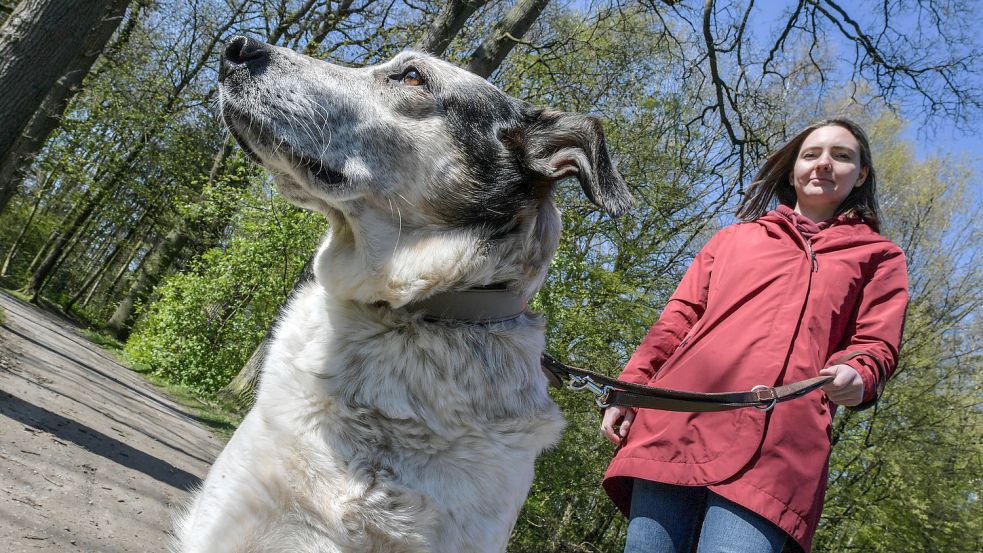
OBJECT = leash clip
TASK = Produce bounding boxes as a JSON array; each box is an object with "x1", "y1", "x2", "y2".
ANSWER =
[
  {"x1": 567, "y1": 375, "x2": 613, "y2": 409},
  {"x1": 751, "y1": 385, "x2": 778, "y2": 411}
]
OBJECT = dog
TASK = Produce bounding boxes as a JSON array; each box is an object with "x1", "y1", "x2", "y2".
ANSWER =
[{"x1": 175, "y1": 36, "x2": 633, "y2": 553}]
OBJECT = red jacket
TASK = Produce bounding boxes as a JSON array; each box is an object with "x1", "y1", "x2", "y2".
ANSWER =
[{"x1": 603, "y1": 207, "x2": 909, "y2": 552}]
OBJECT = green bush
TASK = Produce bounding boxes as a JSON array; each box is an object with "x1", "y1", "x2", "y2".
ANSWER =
[{"x1": 125, "y1": 192, "x2": 324, "y2": 395}]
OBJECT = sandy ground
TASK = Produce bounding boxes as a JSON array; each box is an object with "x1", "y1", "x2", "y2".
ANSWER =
[{"x1": 0, "y1": 291, "x2": 225, "y2": 552}]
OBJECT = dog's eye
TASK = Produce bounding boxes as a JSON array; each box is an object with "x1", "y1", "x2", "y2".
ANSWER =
[{"x1": 400, "y1": 68, "x2": 424, "y2": 87}]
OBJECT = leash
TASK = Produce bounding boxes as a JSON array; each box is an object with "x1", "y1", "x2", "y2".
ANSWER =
[{"x1": 541, "y1": 353, "x2": 833, "y2": 412}]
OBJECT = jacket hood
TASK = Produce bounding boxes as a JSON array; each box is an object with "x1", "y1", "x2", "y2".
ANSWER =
[{"x1": 754, "y1": 206, "x2": 893, "y2": 252}]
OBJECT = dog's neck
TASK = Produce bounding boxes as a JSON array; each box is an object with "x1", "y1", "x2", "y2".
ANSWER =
[{"x1": 401, "y1": 284, "x2": 528, "y2": 323}]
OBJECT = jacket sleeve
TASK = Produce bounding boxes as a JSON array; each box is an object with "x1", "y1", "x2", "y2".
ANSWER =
[
  {"x1": 825, "y1": 246, "x2": 909, "y2": 410},
  {"x1": 618, "y1": 228, "x2": 725, "y2": 385}
]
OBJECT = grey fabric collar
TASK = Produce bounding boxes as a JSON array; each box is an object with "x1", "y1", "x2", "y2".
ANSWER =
[{"x1": 406, "y1": 287, "x2": 528, "y2": 324}]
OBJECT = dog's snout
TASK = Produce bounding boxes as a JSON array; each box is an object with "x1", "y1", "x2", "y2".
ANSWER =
[
  {"x1": 219, "y1": 36, "x2": 269, "y2": 82},
  {"x1": 225, "y1": 36, "x2": 267, "y2": 64}
]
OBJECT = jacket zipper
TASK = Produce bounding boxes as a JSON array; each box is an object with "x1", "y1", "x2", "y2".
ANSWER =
[{"x1": 773, "y1": 224, "x2": 818, "y2": 390}]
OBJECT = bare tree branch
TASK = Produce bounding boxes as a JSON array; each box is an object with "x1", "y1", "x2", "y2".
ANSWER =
[
  {"x1": 415, "y1": 0, "x2": 488, "y2": 56},
  {"x1": 466, "y1": 0, "x2": 550, "y2": 78}
]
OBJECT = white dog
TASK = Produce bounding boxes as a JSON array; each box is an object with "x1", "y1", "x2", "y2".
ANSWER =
[{"x1": 175, "y1": 36, "x2": 632, "y2": 553}]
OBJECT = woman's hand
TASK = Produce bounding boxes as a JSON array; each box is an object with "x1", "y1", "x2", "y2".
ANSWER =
[
  {"x1": 601, "y1": 405, "x2": 636, "y2": 444},
  {"x1": 819, "y1": 364, "x2": 864, "y2": 407}
]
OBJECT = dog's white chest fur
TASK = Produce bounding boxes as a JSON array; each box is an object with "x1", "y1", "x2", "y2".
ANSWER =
[{"x1": 177, "y1": 284, "x2": 565, "y2": 553}]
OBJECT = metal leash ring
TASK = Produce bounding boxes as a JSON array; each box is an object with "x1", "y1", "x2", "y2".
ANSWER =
[{"x1": 751, "y1": 384, "x2": 778, "y2": 411}]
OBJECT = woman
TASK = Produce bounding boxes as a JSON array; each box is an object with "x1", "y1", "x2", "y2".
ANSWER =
[{"x1": 601, "y1": 119, "x2": 909, "y2": 553}]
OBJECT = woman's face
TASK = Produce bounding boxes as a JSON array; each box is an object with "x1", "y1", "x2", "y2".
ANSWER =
[{"x1": 790, "y1": 125, "x2": 869, "y2": 220}]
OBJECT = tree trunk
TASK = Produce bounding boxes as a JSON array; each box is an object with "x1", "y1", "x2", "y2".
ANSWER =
[
  {"x1": 0, "y1": 0, "x2": 131, "y2": 215},
  {"x1": 83, "y1": 240, "x2": 140, "y2": 308},
  {"x1": 105, "y1": 225, "x2": 189, "y2": 339},
  {"x1": 0, "y1": 0, "x2": 137, "y2": 214},
  {"x1": 25, "y1": 229, "x2": 56, "y2": 276},
  {"x1": 66, "y1": 194, "x2": 157, "y2": 311},
  {"x1": 65, "y1": 245, "x2": 115, "y2": 311},
  {"x1": 465, "y1": 0, "x2": 549, "y2": 78},
  {"x1": 103, "y1": 238, "x2": 147, "y2": 301},
  {"x1": 415, "y1": 0, "x2": 488, "y2": 57},
  {"x1": 47, "y1": 203, "x2": 105, "y2": 282},
  {"x1": 1, "y1": 168, "x2": 52, "y2": 276},
  {"x1": 63, "y1": 211, "x2": 145, "y2": 312},
  {"x1": 24, "y1": 190, "x2": 103, "y2": 301},
  {"x1": 218, "y1": 328, "x2": 270, "y2": 409}
]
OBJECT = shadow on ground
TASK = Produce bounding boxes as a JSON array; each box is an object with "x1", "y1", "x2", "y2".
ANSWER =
[{"x1": 0, "y1": 389, "x2": 200, "y2": 491}]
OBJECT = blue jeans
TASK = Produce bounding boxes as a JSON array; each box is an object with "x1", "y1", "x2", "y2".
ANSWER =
[{"x1": 625, "y1": 479, "x2": 788, "y2": 553}]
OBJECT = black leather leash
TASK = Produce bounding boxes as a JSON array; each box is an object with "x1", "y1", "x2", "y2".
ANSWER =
[{"x1": 541, "y1": 353, "x2": 833, "y2": 412}]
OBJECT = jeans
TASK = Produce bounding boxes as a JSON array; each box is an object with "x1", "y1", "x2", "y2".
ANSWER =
[{"x1": 625, "y1": 479, "x2": 788, "y2": 553}]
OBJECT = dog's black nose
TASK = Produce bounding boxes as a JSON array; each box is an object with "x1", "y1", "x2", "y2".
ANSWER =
[{"x1": 219, "y1": 36, "x2": 269, "y2": 82}]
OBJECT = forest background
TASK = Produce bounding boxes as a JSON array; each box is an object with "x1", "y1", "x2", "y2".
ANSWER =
[{"x1": 0, "y1": 0, "x2": 980, "y2": 551}]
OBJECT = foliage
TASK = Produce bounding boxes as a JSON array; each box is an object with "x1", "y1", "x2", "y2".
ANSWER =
[{"x1": 124, "y1": 189, "x2": 324, "y2": 395}]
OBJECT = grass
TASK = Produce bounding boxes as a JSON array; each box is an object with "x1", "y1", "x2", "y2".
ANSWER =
[
  {"x1": 128, "y1": 361, "x2": 243, "y2": 440},
  {"x1": 99, "y1": 340, "x2": 244, "y2": 440},
  {"x1": 80, "y1": 328, "x2": 125, "y2": 353},
  {"x1": 4, "y1": 287, "x2": 31, "y2": 303}
]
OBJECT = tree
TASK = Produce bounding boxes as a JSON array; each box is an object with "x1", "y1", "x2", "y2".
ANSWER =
[
  {"x1": 28, "y1": 0, "x2": 249, "y2": 312},
  {"x1": 0, "y1": 0, "x2": 141, "y2": 215},
  {"x1": 0, "y1": 0, "x2": 132, "y2": 214}
]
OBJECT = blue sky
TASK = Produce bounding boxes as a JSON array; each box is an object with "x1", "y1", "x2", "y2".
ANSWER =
[
  {"x1": 744, "y1": 0, "x2": 982, "y2": 183},
  {"x1": 565, "y1": 0, "x2": 980, "y2": 181}
]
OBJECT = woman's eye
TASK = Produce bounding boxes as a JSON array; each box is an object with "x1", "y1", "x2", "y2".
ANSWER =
[{"x1": 401, "y1": 68, "x2": 423, "y2": 86}]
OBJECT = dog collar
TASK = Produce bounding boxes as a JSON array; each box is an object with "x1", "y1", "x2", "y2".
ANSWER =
[{"x1": 406, "y1": 287, "x2": 528, "y2": 324}]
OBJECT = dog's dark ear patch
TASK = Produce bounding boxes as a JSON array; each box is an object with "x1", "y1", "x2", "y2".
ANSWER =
[{"x1": 517, "y1": 108, "x2": 633, "y2": 218}]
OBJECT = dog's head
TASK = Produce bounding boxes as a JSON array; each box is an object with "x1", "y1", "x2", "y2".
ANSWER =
[{"x1": 218, "y1": 37, "x2": 632, "y2": 307}]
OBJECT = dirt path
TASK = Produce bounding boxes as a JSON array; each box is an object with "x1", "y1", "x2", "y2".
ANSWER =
[{"x1": 0, "y1": 291, "x2": 225, "y2": 552}]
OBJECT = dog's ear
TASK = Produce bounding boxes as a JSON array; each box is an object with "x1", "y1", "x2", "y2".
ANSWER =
[{"x1": 505, "y1": 108, "x2": 633, "y2": 217}]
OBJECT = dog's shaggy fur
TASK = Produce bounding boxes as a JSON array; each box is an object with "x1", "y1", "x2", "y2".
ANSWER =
[{"x1": 176, "y1": 37, "x2": 632, "y2": 553}]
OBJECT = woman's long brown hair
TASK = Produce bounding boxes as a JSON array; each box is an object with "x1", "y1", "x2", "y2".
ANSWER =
[{"x1": 735, "y1": 119, "x2": 881, "y2": 232}]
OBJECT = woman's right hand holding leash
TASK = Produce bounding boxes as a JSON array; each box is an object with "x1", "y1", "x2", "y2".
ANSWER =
[{"x1": 601, "y1": 405, "x2": 636, "y2": 444}]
